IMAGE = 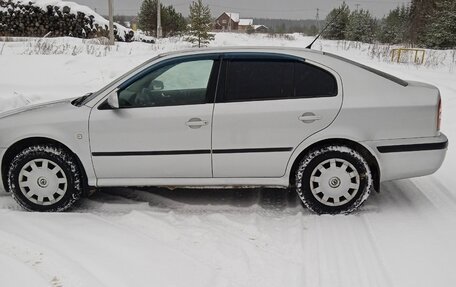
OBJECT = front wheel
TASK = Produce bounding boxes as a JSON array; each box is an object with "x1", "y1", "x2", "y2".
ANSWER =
[
  {"x1": 295, "y1": 145, "x2": 373, "y2": 215},
  {"x1": 7, "y1": 145, "x2": 83, "y2": 212}
]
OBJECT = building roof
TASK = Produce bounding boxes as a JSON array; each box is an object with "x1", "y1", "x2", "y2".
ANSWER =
[
  {"x1": 253, "y1": 25, "x2": 268, "y2": 30},
  {"x1": 224, "y1": 12, "x2": 240, "y2": 22},
  {"x1": 239, "y1": 19, "x2": 253, "y2": 26}
]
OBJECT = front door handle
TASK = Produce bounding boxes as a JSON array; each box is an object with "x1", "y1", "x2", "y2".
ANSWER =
[
  {"x1": 186, "y1": 118, "x2": 208, "y2": 129},
  {"x1": 299, "y1": 113, "x2": 322, "y2": 123}
]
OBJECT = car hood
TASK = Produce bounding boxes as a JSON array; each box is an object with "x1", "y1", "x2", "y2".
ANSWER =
[{"x1": 0, "y1": 98, "x2": 74, "y2": 120}]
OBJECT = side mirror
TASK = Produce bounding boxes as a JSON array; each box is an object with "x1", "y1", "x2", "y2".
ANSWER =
[
  {"x1": 107, "y1": 89, "x2": 120, "y2": 109},
  {"x1": 151, "y1": 80, "x2": 164, "y2": 91}
]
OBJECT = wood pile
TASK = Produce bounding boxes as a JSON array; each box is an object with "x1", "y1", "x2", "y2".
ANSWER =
[{"x1": 0, "y1": 0, "x2": 134, "y2": 41}]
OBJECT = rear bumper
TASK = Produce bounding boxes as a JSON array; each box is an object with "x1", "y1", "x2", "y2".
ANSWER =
[{"x1": 365, "y1": 133, "x2": 448, "y2": 182}]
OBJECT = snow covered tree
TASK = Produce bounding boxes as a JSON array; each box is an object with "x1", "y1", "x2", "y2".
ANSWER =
[
  {"x1": 322, "y1": 2, "x2": 350, "y2": 40},
  {"x1": 421, "y1": 0, "x2": 456, "y2": 48},
  {"x1": 345, "y1": 9, "x2": 377, "y2": 43},
  {"x1": 409, "y1": 0, "x2": 437, "y2": 44},
  {"x1": 186, "y1": 0, "x2": 214, "y2": 48},
  {"x1": 246, "y1": 25, "x2": 255, "y2": 34},
  {"x1": 378, "y1": 5, "x2": 410, "y2": 44},
  {"x1": 138, "y1": 0, "x2": 186, "y2": 37}
]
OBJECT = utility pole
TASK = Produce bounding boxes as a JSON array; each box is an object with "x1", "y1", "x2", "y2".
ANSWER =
[
  {"x1": 157, "y1": 0, "x2": 162, "y2": 38},
  {"x1": 108, "y1": 0, "x2": 114, "y2": 45},
  {"x1": 355, "y1": 4, "x2": 360, "y2": 11},
  {"x1": 316, "y1": 8, "x2": 320, "y2": 32}
]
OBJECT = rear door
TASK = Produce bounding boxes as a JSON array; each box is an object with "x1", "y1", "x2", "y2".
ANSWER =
[{"x1": 211, "y1": 53, "x2": 342, "y2": 178}]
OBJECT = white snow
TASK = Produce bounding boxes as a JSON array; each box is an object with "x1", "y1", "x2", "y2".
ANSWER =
[
  {"x1": 0, "y1": 33, "x2": 455, "y2": 287},
  {"x1": 239, "y1": 19, "x2": 254, "y2": 26}
]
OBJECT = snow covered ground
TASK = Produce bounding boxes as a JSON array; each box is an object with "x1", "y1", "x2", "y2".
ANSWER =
[{"x1": 0, "y1": 33, "x2": 455, "y2": 287}]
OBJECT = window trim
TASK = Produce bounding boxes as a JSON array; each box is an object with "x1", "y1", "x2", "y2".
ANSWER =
[
  {"x1": 215, "y1": 53, "x2": 338, "y2": 104},
  {"x1": 98, "y1": 54, "x2": 222, "y2": 110}
]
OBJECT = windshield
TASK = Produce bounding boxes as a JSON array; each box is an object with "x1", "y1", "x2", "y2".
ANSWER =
[{"x1": 80, "y1": 55, "x2": 163, "y2": 105}]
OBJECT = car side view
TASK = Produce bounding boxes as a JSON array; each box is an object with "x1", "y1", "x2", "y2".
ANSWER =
[{"x1": 0, "y1": 47, "x2": 448, "y2": 214}]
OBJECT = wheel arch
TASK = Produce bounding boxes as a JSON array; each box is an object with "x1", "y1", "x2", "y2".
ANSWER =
[
  {"x1": 1, "y1": 137, "x2": 89, "y2": 193},
  {"x1": 288, "y1": 138, "x2": 381, "y2": 192}
]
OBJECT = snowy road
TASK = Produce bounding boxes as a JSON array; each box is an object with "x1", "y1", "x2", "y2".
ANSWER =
[
  {"x1": 1, "y1": 179, "x2": 456, "y2": 287},
  {"x1": 0, "y1": 34, "x2": 455, "y2": 286}
]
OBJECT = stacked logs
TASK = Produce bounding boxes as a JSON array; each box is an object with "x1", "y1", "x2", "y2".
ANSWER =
[{"x1": 0, "y1": 0, "x2": 134, "y2": 41}]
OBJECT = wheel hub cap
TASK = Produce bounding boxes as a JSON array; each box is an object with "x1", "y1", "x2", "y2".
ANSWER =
[
  {"x1": 37, "y1": 177, "x2": 48, "y2": 188},
  {"x1": 310, "y1": 158, "x2": 360, "y2": 207},
  {"x1": 18, "y1": 159, "x2": 68, "y2": 206},
  {"x1": 329, "y1": 177, "x2": 341, "y2": 188}
]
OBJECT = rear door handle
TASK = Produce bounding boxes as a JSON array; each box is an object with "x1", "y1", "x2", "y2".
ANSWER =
[
  {"x1": 299, "y1": 113, "x2": 322, "y2": 123},
  {"x1": 186, "y1": 118, "x2": 208, "y2": 129}
]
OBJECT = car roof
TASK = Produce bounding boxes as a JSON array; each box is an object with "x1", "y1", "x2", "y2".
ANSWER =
[{"x1": 157, "y1": 46, "x2": 325, "y2": 58}]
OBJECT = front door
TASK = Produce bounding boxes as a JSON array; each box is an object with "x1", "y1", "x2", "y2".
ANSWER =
[{"x1": 89, "y1": 56, "x2": 219, "y2": 180}]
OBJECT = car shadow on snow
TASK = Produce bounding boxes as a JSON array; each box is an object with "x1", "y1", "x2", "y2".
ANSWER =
[
  {"x1": 78, "y1": 187, "x2": 307, "y2": 216},
  {"x1": 78, "y1": 179, "x2": 436, "y2": 216}
]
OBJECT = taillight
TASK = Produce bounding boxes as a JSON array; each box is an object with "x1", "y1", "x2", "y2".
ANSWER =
[{"x1": 437, "y1": 97, "x2": 442, "y2": 131}]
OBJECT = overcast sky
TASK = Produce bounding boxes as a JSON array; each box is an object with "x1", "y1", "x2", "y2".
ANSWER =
[{"x1": 73, "y1": 0, "x2": 411, "y2": 20}]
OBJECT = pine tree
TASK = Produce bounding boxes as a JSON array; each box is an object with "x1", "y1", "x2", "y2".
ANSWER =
[
  {"x1": 186, "y1": 0, "x2": 214, "y2": 47},
  {"x1": 322, "y1": 2, "x2": 350, "y2": 40},
  {"x1": 409, "y1": 0, "x2": 437, "y2": 44},
  {"x1": 345, "y1": 9, "x2": 377, "y2": 43},
  {"x1": 422, "y1": 0, "x2": 456, "y2": 48},
  {"x1": 162, "y1": 5, "x2": 187, "y2": 36},
  {"x1": 378, "y1": 5, "x2": 410, "y2": 44},
  {"x1": 138, "y1": 0, "x2": 186, "y2": 37}
]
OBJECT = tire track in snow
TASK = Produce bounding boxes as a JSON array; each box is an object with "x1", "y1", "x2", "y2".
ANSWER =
[
  {"x1": 307, "y1": 215, "x2": 393, "y2": 287},
  {"x1": 116, "y1": 209, "x2": 304, "y2": 287},
  {"x1": 0, "y1": 228, "x2": 107, "y2": 287}
]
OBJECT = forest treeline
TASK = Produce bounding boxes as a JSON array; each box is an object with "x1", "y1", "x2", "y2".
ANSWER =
[{"x1": 323, "y1": 0, "x2": 456, "y2": 49}]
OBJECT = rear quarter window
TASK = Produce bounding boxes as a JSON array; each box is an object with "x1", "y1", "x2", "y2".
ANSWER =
[
  {"x1": 220, "y1": 58, "x2": 338, "y2": 102},
  {"x1": 294, "y1": 62, "x2": 338, "y2": 98}
]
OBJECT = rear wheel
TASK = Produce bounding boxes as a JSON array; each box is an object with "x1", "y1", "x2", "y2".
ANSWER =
[
  {"x1": 295, "y1": 145, "x2": 373, "y2": 214},
  {"x1": 7, "y1": 145, "x2": 82, "y2": 212}
]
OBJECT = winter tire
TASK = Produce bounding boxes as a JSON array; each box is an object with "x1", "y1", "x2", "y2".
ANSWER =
[
  {"x1": 7, "y1": 144, "x2": 83, "y2": 212},
  {"x1": 295, "y1": 145, "x2": 373, "y2": 215}
]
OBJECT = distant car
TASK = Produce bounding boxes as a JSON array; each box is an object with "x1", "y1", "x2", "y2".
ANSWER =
[{"x1": 0, "y1": 47, "x2": 448, "y2": 214}]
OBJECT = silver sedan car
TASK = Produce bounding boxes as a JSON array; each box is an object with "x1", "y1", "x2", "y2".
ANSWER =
[{"x1": 0, "y1": 47, "x2": 448, "y2": 214}]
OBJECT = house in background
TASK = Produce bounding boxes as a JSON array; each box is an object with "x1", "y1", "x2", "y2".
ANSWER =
[
  {"x1": 214, "y1": 12, "x2": 269, "y2": 33},
  {"x1": 253, "y1": 25, "x2": 269, "y2": 33},
  {"x1": 238, "y1": 18, "x2": 253, "y2": 31},
  {"x1": 215, "y1": 12, "x2": 240, "y2": 31}
]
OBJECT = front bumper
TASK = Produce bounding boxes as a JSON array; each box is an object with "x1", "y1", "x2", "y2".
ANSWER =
[{"x1": 365, "y1": 133, "x2": 448, "y2": 182}]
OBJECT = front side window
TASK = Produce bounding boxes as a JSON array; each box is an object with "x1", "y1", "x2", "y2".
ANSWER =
[{"x1": 118, "y1": 59, "x2": 214, "y2": 108}]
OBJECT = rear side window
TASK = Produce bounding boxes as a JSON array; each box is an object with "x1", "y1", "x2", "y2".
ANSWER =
[
  {"x1": 224, "y1": 60, "x2": 294, "y2": 102},
  {"x1": 221, "y1": 58, "x2": 337, "y2": 102},
  {"x1": 295, "y1": 62, "x2": 338, "y2": 97}
]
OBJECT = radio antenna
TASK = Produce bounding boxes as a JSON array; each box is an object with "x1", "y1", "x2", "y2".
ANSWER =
[{"x1": 306, "y1": 8, "x2": 344, "y2": 49}]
